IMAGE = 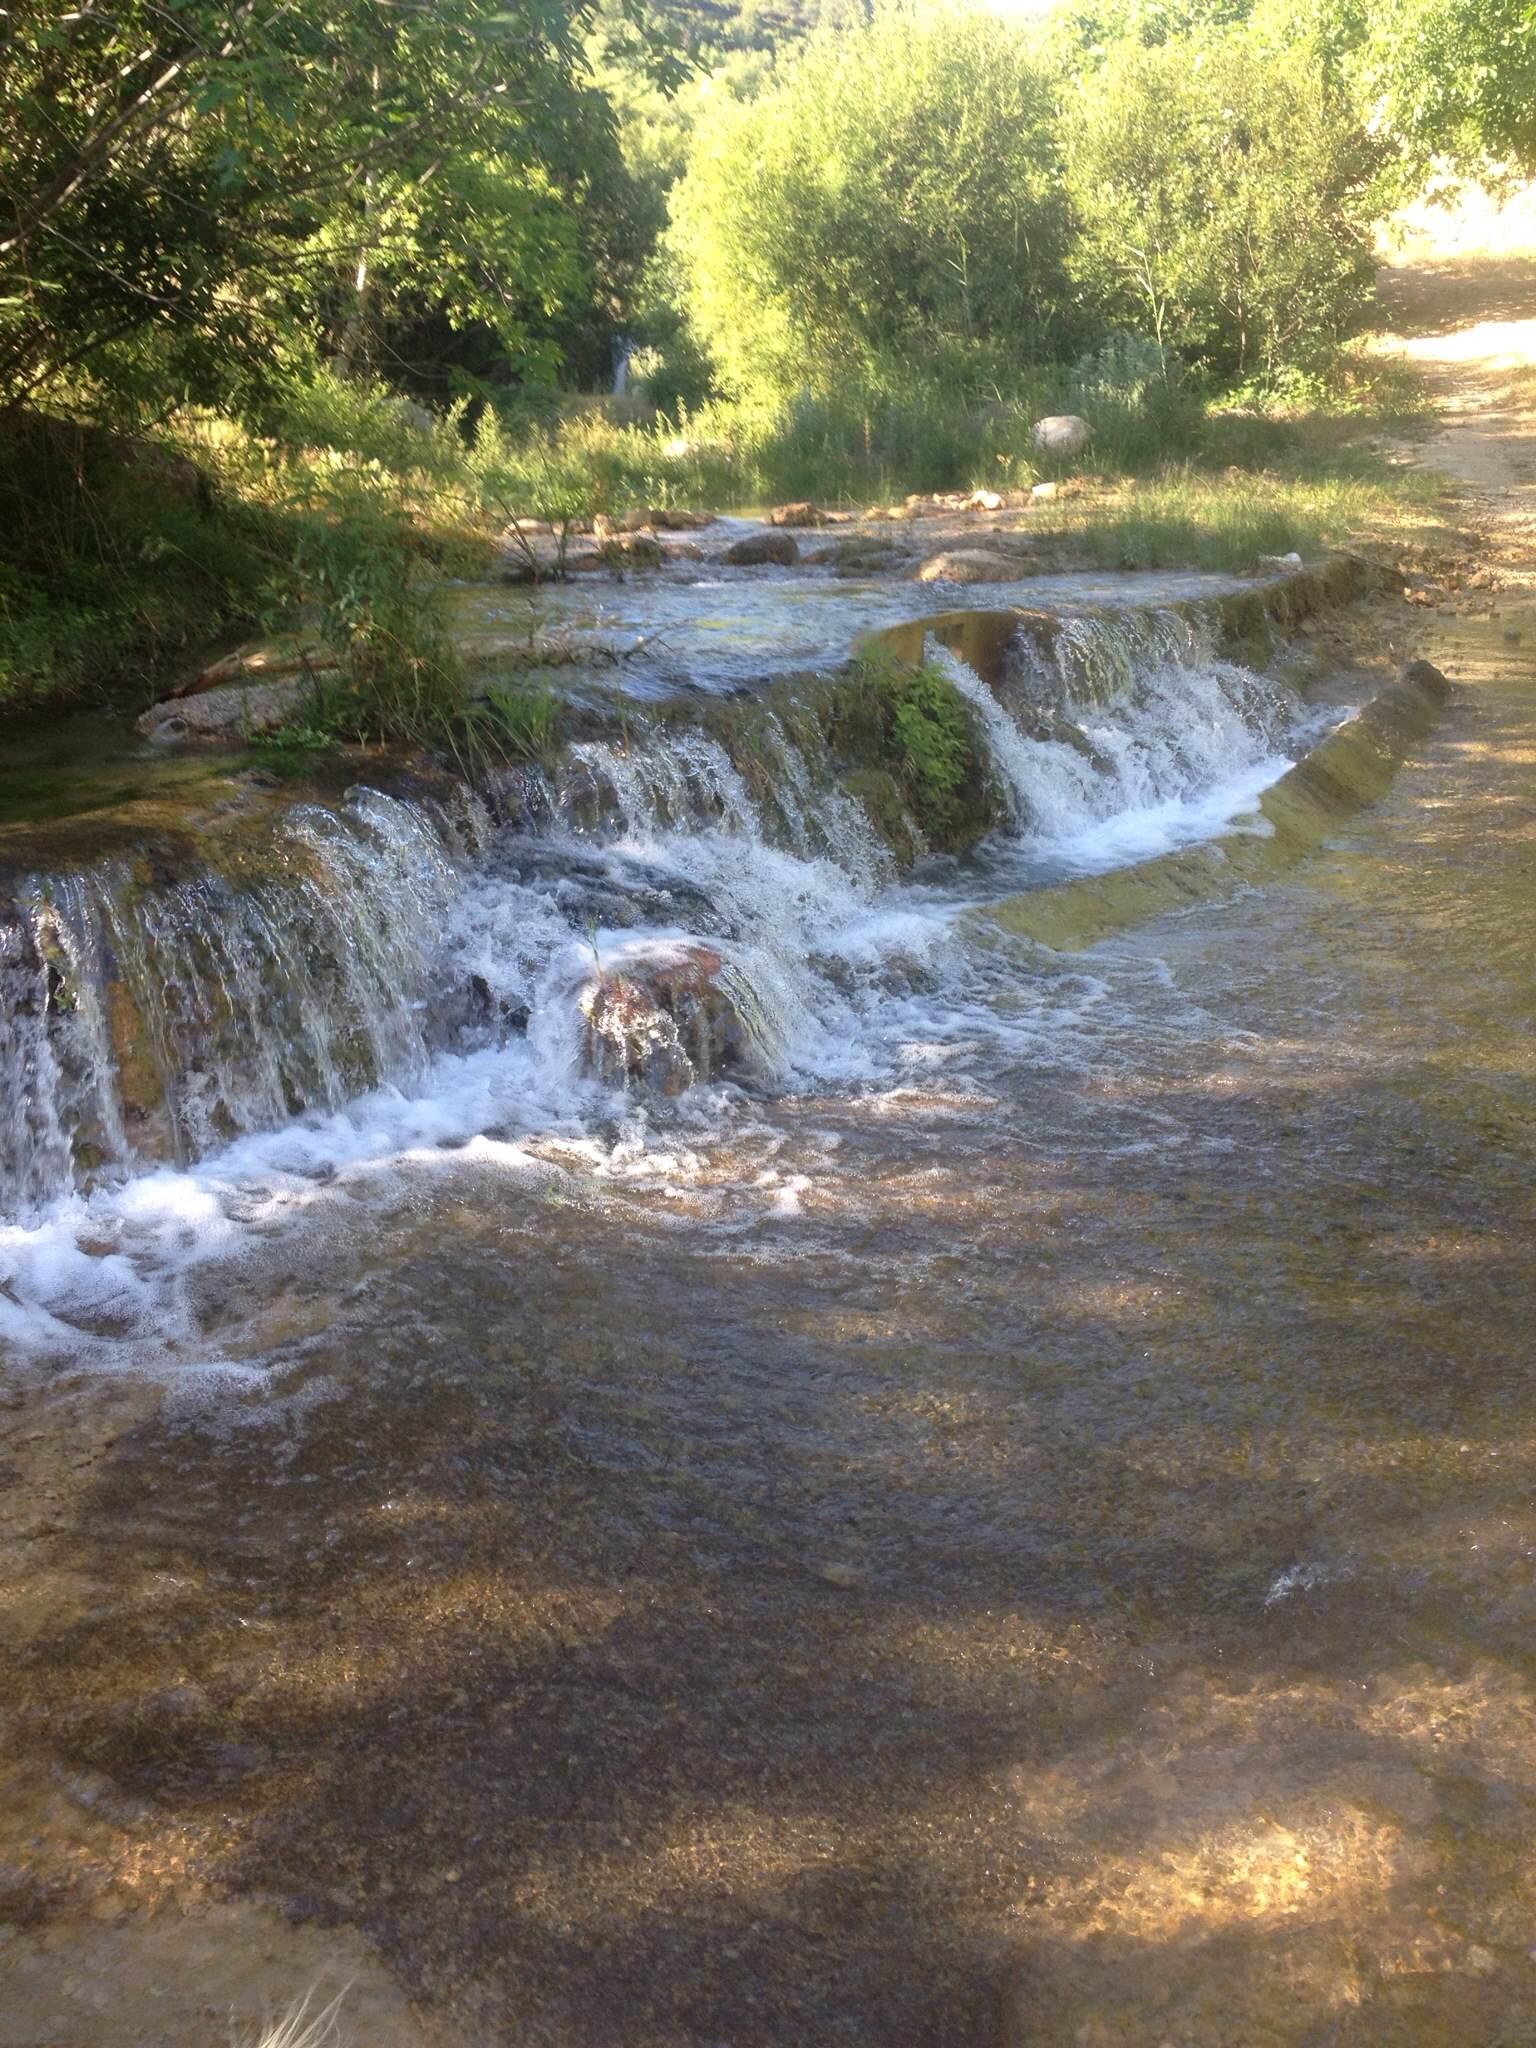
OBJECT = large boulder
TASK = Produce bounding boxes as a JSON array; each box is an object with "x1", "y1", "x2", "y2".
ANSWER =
[
  {"x1": 914, "y1": 548, "x2": 1027, "y2": 586},
  {"x1": 1031, "y1": 414, "x2": 1090, "y2": 458},
  {"x1": 724, "y1": 531, "x2": 799, "y2": 567},
  {"x1": 137, "y1": 676, "x2": 323, "y2": 746},
  {"x1": 578, "y1": 941, "x2": 764, "y2": 1094}
]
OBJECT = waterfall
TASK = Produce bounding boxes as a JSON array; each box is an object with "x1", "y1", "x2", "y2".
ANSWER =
[
  {"x1": 0, "y1": 792, "x2": 457, "y2": 1217},
  {"x1": 934, "y1": 612, "x2": 1306, "y2": 857},
  {"x1": 0, "y1": 608, "x2": 1328, "y2": 1230}
]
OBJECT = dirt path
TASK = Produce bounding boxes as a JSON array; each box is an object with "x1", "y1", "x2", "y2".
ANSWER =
[{"x1": 1377, "y1": 251, "x2": 1536, "y2": 542}]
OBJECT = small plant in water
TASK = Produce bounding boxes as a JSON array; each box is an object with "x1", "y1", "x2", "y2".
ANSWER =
[{"x1": 844, "y1": 650, "x2": 977, "y2": 832}]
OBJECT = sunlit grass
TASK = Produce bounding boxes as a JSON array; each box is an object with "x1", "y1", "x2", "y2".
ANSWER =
[{"x1": 1035, "y1": 460, "x2": 1453, "y2": 573}]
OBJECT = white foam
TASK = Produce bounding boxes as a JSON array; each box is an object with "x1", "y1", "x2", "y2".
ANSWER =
[{"x1": 1, "y1": 630, "x2": 1337, "y2": 1382}]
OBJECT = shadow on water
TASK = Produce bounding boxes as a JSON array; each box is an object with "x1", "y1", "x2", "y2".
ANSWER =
[{"x1": 3, "y1": 612, "x2": 1535, "y2": 2045}]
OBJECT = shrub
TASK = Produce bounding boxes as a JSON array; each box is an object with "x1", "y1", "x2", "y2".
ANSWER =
[
  {"x1": 1064, "y1": 31, "x2": 1388, "y2": 378},
  {"x1": 668, "y1": 1, "x2": 1077, "y2": 402}
]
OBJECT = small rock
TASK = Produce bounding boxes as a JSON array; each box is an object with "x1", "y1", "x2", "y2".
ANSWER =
[
  {"x1": 605, "y1": 533, "x2": 663, "y2": 569},
  {"x1": 768, "y1": 501, "x2": 830, "y2": 528},
  {"x1": 914, "y1": 548, "x2": 1024, "y2": 585},
  {"x1": 1030, "y1": 480, "x2": 1058, "y2": 501},
  {"x1": 136, "y1": 676, "x2": 315, "y2": 746},
  {"x1": 1258, "y1": 551, "x2": 1304, "y2": 571},
  {"x1": 968, "y1": 489, "x2": 1005, "y2": 512},
  {"x1": 724, "y1": 531, "x2": 799, "y2": 567}
]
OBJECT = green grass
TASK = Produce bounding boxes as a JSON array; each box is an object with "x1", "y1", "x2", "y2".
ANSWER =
[
  {"x1": 0, "y1": 343, "x2": 1451, "y2": 728},
  {"x1": 1036, "y1": 458, "x2": 1449, "y2": 572},
  {"x1": 458, "y1": 341, "x2": 1448, "y2": 572}
]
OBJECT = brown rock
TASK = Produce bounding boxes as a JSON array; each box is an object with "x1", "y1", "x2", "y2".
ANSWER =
[
  {"x1": 769, "y1": 501, "x2": 831, "y2": 528},
  {"x1": 914, "y1": 548, "x2": 1026, "y2": 586},
  {"x1": 579, "y1": 942, "x2": 764, "y2": 1094},
  {"x1": 724, "y1": 531, "x2": 800, "y2": 567},
  {"x1": 652, "y1": 507, "x2": 713, "y2": 531},
  {"x1": 606, "y1": 534, "x2": 664, "y2": 568}
]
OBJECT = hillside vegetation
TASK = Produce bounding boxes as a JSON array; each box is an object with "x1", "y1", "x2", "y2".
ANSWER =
[{"x1": 2, "y1": 0, "x2": 1532, "y2": 718}]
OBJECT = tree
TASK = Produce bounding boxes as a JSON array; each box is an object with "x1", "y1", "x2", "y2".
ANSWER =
[
  {"x1": 0, "y1": 0, "x2": 684, "y2": 415},
  {"x1": 1063, "y1": 30, "x2": 1387, "y2": 379},
  {"x1": 1354, "y1": 0, "x2": 1536, "y2": 176},
  {"x1": 666, "y1": 0, "x2": 1077, "y2": 400}
]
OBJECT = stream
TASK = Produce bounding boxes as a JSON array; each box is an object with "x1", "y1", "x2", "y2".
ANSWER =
[{"x1": 2, "y1": 571, "x2": 1533, "y2": 2046}]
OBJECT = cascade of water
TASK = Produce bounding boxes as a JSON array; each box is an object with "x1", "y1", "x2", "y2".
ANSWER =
[
  {"x1": 0, "y1": 791, "x2": 458, "y2": 1211},
  {"x1": 758, "y1": 712, "x2": 896, "y2": 893},
  {"x1": 933, "y1": 614, "x2": 1305, "y2": 851},
  {"x1": 1011, "y1": 607, "x2": 1217, "y2": 709},
  {"x1": 0, "y1": 615, "x2": 1328, "y2": 1234}
]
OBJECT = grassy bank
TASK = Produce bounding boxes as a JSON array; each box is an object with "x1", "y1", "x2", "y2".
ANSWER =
[{"x1": 0, "y1": 348, "x2": 1452, "y2": 735}]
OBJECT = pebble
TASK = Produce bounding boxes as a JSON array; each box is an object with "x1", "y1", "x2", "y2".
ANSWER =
[{"x1": 817, "y1": 1562, "x2": 864, "y2": 1588}]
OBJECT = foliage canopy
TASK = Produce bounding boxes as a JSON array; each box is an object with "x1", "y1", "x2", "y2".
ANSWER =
[{"x1": 668, "y1": 4, "x2": 1076, "y2": 399}]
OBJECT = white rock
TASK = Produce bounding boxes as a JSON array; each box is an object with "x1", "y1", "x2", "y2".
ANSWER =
[
  {"x1": 1030, "y1": 480, "x2": 1059, "y2": 501},
  {"x1": 1030, "y1": 414, "x2": 1090, "y2": 457}
]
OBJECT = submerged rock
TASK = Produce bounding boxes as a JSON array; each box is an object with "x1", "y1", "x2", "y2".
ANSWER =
[
  {"x1": 914, "y1": 548, "x2": 1027, "y2": 586},
  {"x1": 805, "y1": 536, "x2": 907, "y2": 575},
  {"x1": 578, "y1": 941, "x2": 765, "y2": 1095},
  {"x1": 724, "y1": 532, "x2": 800, "y2": 567}
]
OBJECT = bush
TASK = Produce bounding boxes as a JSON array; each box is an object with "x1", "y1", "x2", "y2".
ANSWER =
[
  {"x1": 1064, "y1": 30, "x2": 1388, "y2": 378},
  {"x1": 668, "y1": 1, "x2": 1077, "y2": 402},
  {"x1": 0, "y1": 413, "x2": 276, "y2": 708},
  {"x1": 832, "y1": 649, "x2": 988, "y2": 841}
]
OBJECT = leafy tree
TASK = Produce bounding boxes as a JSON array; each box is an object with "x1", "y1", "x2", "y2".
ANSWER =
[
  {"x1": 0, "y1": 0, "x2": 684, "y2": 416},
  {"x1": 1354, "y1": 0, "x2": 1536, "y2": 176},
  {"x1": 1063, "y1": 30, "x2": 1387, "y2": 378},
  {"x1": 666, "y1": 1, "x2": 1077, "y2": 400}
]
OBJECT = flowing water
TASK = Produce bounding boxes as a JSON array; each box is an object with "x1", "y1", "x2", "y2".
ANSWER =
[
  {"x1": 448, "y1": 562, "x2": 1266, "y2": 697},
  {"x1": 0, "y1": 603, "x2": 1332, "y2": 1358},
  {"x1": 4, "y1": 590, "x2": 1533, "y2": 2047}
]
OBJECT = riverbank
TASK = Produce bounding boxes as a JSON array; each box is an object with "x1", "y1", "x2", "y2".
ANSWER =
[{"x1": 0, "y1": 345, "x2": 1457, "y2": 732}]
